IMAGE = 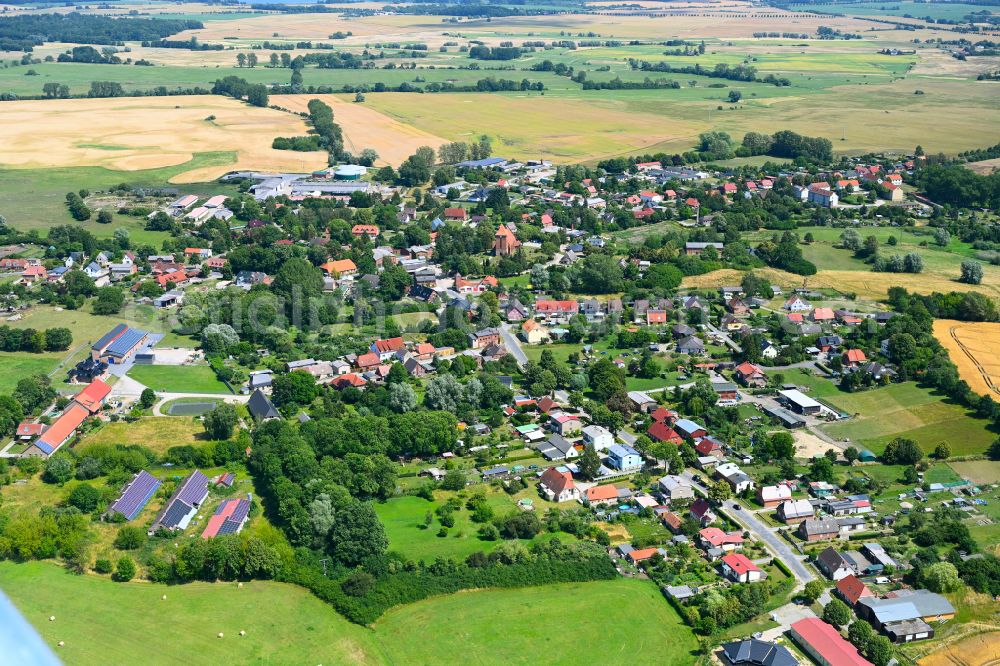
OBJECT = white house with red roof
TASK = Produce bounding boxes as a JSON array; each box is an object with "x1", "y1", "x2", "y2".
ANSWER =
[
  {"x1": 539, "y1": 467, "x2": 579, "y2": 503},
  {"x1": 720, "y1": 553, "x2": 763, "y2": 582}
]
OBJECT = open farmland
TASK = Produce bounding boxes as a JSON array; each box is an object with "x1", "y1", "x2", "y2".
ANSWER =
[
  {"x1": 0, "y1": 561, "x2": 382, "y2": 666},
  {"x1": 919, "y1": 631, "x2": 1000, "y2": 666},
  {"x1": 934, "y1": 319, "x2": 1000, "y2": 398},
  {"x1": 820, "y1": 382, "x2": 995, "y2": 456},
  {"x1": 0, "y1": 96, "x2": 326, "y2": 183},
  {"x1": 127, "y1": 365, "x2": 233, "y2": 394},
  {"x1": 374, "y1": 579, "x2": 699, "y2": 665},
  {"x1": 270, "y1": 94, "x2": 448, "y2": 165}
]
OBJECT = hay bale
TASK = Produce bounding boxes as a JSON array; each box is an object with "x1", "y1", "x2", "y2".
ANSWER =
[
  {"x1": 57, "y1": 641, "x2": 65, "y2": 647},
  {"x1": 49, "y1": 616, "x2": 55, "y2": 622},
  {"x1": 239, "y1": 630, "x2": 246, "y2": 637},
  {"x1": 217, "y1": 632, "x2": 224, "y2": 639}
]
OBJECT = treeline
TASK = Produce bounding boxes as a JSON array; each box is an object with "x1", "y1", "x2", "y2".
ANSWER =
[
  {"x1": 741, "y1": 130, "x2": 833, "y2": 162},
  {"x1": 143, "y1": 38, "x2": 224, "y2": 51},
  {"x1": 917, "y1": 164, "x2": 1000, "y2": 209},
  {"x1": 0, "y1": 326, "x2": 73, "y2": 353},
  {"x1": 582, "y1": 77, "x2": 680, "y2": 90},
  {"x1": 0, "y1": 14, "x2": 202, "y2": 52},
  {"x1": 300, "y1": 52, "x2": 366, "y2": 69},
  {"x1": 629, "y1": 58, "x2": 790, "y2": 86},
  {"x1": 958, "y1": 141, "x2": 1000, "y2": 162},
  {"x1": 468, "y1": 45, "x2": 523, "y2": 60},
  {"x1": 283, "y1": 540, "x2": 617, "y2": 625},
  {"x1": 211, "y1": 76, "x2": 268, "y2": 107}
]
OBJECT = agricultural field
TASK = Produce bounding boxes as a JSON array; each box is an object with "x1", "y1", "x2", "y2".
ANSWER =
[
  {"x1": 0, "y1": 96, "x2": 326, "y2": 183},
  {"x1": 798, "y1": 1, "x2": 996, "y2": 22},
  {"x1": 820, "y1": 382, "x2": 995, "y2": 456},
  {"x1": 127, "y1": 364, "x2": 232, "y2": 394},
  {"x1": 919, "y1": 631, "x2": 1000, "y2": 666},
  {"x1": 373, "y1": 578, "x2": 699, "y2": 665},
  {"x1": 0, "y1": 561, "x2": 383, "y2": 666},
  {"x1": 0, "y1": 351, "x2": 67, "y2": 393},
  {"x1": 270, "y1": 94, "x2": 447, "y2": 165},
  {"x1": 933, "y1": 319, "x2": 1000, "y2": 398}
]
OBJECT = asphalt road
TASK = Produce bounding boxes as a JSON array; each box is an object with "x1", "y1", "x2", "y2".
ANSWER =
[
  {"x1": 680, "y1": 472, "x2": 816, "y2": 589},
  {"x1": 500, "y1": 324, "x2": 528, "y2": 368}
]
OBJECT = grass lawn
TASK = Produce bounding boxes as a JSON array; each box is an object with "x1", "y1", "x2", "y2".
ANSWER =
[
  {"x1": 127, "y1": 365, "x2": 232, "y2": 394},
  {"x1": 0, "y1": 561, "x2": 382, "y2": 666},
  {"x1": 0, "y1": 351, "x2": 65, "y2": 392},
  {"x1": 820, "y1": 382, "x2": 995, "y2": 456},
  {"x1": 374, "y1": 492, "x2": 572, "y2": 562},
  {"x1": 75, "y1": 417, "x2": 213, "y2": 455},
  {"x1": 374, "y1": 578, "x2": 698, "y2": 665}
]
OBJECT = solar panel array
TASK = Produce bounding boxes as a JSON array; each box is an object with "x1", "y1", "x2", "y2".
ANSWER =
[
  {"x1": 105, "y1": 328, "x2": 147, "y2": 357},
  {"x1": 160, "y1": 500, "x2": 192, "y2": 529},
  {"x1": 176, "y1": 470, "x2": 209, "y2": 506},
  {"x1": 110, "y1": 471, "x2": 161, "y2": 520}
]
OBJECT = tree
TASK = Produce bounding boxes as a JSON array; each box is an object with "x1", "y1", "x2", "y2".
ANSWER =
[
  {"x1": 867, "y1": 635, "x2": 893, "y2": 666},
  {"x1": 203, "y1": 403, "x2": 238, "y2": 440},
  {"x1": 588, "y1": 359, "x2": 626, "y2": 401},
  {"x1": 960, "y1": 260, "x2": 983, "y2": 285},
  {"x1": 848, "y1": 619, "x2": 875, "y2": 653},
  {"x1": 934, "y1": 442, "x2": 951, "y2": 460},
  {"x1": 43, "y1": 455, "x2": 74, "y2": 485},
  {"x1": 113, "y1": 556, "x2": 136, "y2": 582},
  {"x1": 922, "y1": 561, "x2": 962, "y2": 593},
  {"x1": 43, "y1": 327, "x2": 72, "y2": 351},
  {"x1": 578, "y1": 444, "x2": 601, "y2": 480},
  {"x1": 139, "y1": 388, "x2": 156, "y2": 409},
  {"x1": 709, "y1": 480, "x2": 732, "y2": 502},
  {"x1": 114, "y1": 525, "x2": 144, "y2": 550},
  {"x1": 809, "y1": 456, "x2": 835, "y2": 483},
  {"x1": 97, "y1": 209, "x2": 113, "y2": 224},
  {"x1": 272, "y1": 257, "x2": 323, "y2": 301},
  {"x1": 201, "y1": 323, "x2": 239, "y2": 354},
  {"x1": 843, "y1": 446, "x2": 859, "y2": 464},
  {"x1": 327, "y1": 502, "x2": 387, "y2": 567},
  {"x1": 823, "y1": 598, "x2": 851, "y2": 628},
  {"x1": 441, "y1": 468, "x2": 466, "y2": 491},
  {"x1": 92, "y1": 286, "x2": 124, "y2": 315},
  {"x1": 882, "y1": 437, "x2": 923, "y2": 465},
  {"x1": 727, "y1": 90, "x2": 742, "y2": 103},
  {"x1": 271, "y1": 371, "x2": 318, "y2": 410},
  {"x1": 387, "y1": 382, "x2": 417, "y2": 413},
  {"x1": 802, "y1": 580, "x2": 825, "y2": 604},
  {"x1": 424, "y1": 374, "x2": 464, "y2": 413},
  {"x1": 840, "y1": 229, "x2": 862, "y2": 251},
  {"x1": 68, "y1": 483, "x2": 101, "y2": 512}
]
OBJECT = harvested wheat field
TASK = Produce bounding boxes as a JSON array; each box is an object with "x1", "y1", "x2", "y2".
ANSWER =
[
  {"x1": 0, "y1": 96, "x2": 327, "y2": 183},
  {"x1": 919, "y1": 632, "x2": 1000, "y2": 666},
  {"x1": 934, "y1": 319, "x2": 1000, "y2": 398},
  {"x1": 683, "y1": 268, "x2": 1000, "y2": 300},
  {"x1": 270, "y1": 94, "x2": 448, "y2": 165}
]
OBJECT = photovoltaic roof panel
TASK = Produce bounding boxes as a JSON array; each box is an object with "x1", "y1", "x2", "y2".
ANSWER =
[{"x1": 111, "y1": 471, "x2": 161, "y2": 520}]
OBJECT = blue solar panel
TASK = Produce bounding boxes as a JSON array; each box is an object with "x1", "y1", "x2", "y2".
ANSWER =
[
  {"x1": 228, "y1": 500, "x2": 250, "y2": 524},
  {"x1": 176, "y1": 470, "x2": 209, "y2": 506},
  {"x1": 111, "y1": 471, "x2": 161, "y2": 520},
  {"x1": 160, "y1": 500, "x2": 193, "y2": 529},
  {"x1": 216, "y1": 520, "x2": 241, "y2": 536},
  {"x1": 105, "y1": 328, "x2": 147, "y2": 357}
]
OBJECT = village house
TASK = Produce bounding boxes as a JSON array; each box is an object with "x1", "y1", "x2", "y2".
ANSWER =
[
  {"x1": 798, "y1": 518, "x2": 840, "y2": 542},
  {"x1": 585, "y1": 484, "x2": 619, "y2": 507},
  {"x1": 777, "y1": 499, "x2": 815, "y2": 523},
  {"x1": 734, "y1": 362, "x2": 767, "y2": 388},
  {"x1": 720, "y1": 553, "x2": 763, "y2": 583},
  {"x1": 757, "y1": 484, "x2": 792, "y2": 507},
  {"x1": 538, "y1": 467, "x2": 580, "y2": 503},
  {"x1": 657, "y1": 475, "x2": 695, "y2": 502},
  {"x1": 520, "y1": 318, "x2": 550, "y2": 344}
]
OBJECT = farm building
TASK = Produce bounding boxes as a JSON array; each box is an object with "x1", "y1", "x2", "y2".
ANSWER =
[
  {"x1": 789, "y1": 618, "x2": 872, "y2": 666},
  {"x1": 201, "y1": 496, "x2": 252, "y2": 538},
  {"x1": 777, "y1": 389, "x2": 822, "y2": 415},
  {"x1": 24, "y1": 379, "x2": 111, "y2": 458},
  {"x1": 105, "y1": 470, "x2": 162, "y2": 521},
  {"x1": 90, "y1": 324, "x2": 149, "y2": 364},
  {"x1": 149, "y1": 470, "x2": 209, "y2": 534}
]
